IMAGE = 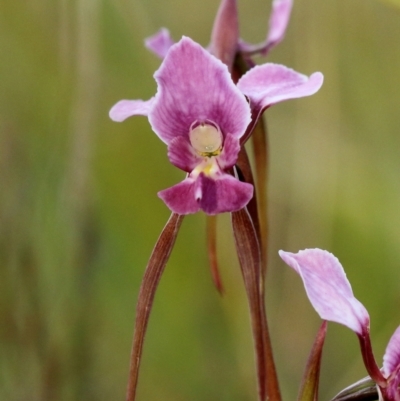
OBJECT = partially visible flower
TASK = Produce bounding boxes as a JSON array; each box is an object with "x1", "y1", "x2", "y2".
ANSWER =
[
  {"x1": 145, "y1": 0, "x2": 293, "y2": 62},
  {"x1": 279, "y1": 248, "x2": 400, "y2": 401},
  {"x1": 110, "y1": 37, "x2": 323, "y2": 215}
]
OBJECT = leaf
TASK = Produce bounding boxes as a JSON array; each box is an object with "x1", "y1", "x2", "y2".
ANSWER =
[
  {"x1": 297, "y1": 321, "x2": 328, "y2": 401},
  {"x1": 379, "y1": 0, "x2": 400, "y2": 9},
  {"x1": 125, "y1": 213, "x2": 184, "y2": 401}
]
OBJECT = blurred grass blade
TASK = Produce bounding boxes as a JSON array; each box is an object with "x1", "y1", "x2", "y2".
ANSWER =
[
  {"x1": 330, "y1": 376, "x2": 378, "y2": 401},
  {"x1": 380, "y1": 0, "x2": 400, "y2": 8},
  {"x1": 206, "y1": 215, "x2": 224, "y2": 294},
  {"x1": 297, "y1": 321, "x2": 328, "y2": 401},
  {"x1": 126, "y1": 213, "x2": 184, "y2": 401}
]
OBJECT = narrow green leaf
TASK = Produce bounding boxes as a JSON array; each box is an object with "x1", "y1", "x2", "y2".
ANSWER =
[
  {"x1": 297, "y1": 321, "x2": 328, "y2": 401},
  {"x1": 125, "y1": 213, "x2": 184, "y2": 401},
  {"x1": 206, "y1": 215, "x2": 224, "y2": 294}
]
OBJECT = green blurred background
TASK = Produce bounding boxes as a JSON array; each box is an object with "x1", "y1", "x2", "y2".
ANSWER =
[{"x1": 1, "y1": 0, "x2": 400, "y2": 400}]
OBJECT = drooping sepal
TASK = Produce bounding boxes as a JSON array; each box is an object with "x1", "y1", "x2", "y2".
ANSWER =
[{"x1": 279, "y1": 249, "x2": 369, "y2": 334}]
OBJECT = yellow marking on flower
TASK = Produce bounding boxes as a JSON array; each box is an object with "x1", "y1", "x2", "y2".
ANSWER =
[{"x1": 192, "y1": 157, "x2": 220, "y2": 178}]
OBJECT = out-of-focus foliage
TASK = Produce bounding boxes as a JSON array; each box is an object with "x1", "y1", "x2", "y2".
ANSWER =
[
  {"x1": 380, "y1": 0, "x2": 400, "y2": 8},
  {"x1": 1, "y1": 0, "x2": 400, "y2": 401}
]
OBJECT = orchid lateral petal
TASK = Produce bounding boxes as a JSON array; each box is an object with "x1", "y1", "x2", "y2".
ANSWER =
[
  {"x1": 279, "y1": 249, "x2": 370, "y2": 335},
  {"x1": 210, "y1": 0, "x2": 239, "y2": 69},
  {"x1": 237, "y1": 64, "x2": 323, "y2": 111},
  {"x1": 217, "y1": 133, "x2": 241, "y2": 170},
  {"x1": 158, "y1": 178, "x2": 201, "y2": 215},
  {"x1": 126, "y1": 213, "x2": 184, "y2": 401},
  {"x1": 383, "y1": 326, "x2": 400, "y2": 377},
  {"x1": 149, "y1": 37, "x2": 251, "y2": 145},
  {"x1": 144, "y1": 28, "x2": 174, "y2": 59},
  {"x1": 109, "y1": 98, "x2": 155, "y2": 122},
  {"x1": 232, "y1": 208, "x2": 266, "y2": 401},
  {"x1": 206, "y1": 215, "x2": 224, "y2": 294},
  {"x1": 297, "y1": 321, "x2": 328, "y2": 401},
  {"x1": 167, "y1": 136, "x2": 202, "y2": 172},
  {"x1": 330, "y1": 376, "x2": 378, "y2": 401}
]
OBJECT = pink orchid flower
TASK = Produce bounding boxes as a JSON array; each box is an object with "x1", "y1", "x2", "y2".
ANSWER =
[
  {"x1": 110, "y1": 37, "x2": 322, "y2": 215},
  {"x1": 146, "y1": 0, "x2": 293, "y2": 60}
]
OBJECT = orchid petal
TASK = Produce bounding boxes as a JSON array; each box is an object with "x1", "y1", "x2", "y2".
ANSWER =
[
  {"x1": 167, "y1": 136, "x2": 202, "y2": 172},
  {"x1": 109, "y1": 98, "x2": 155, "y2": 122},
  {"x1": 383, "y1": 327, "x2": 400, "y2": 401},
  {"x1": 144, "y1": 28, "x2": 175, "y2": 59},
  {"x1": 265, "y1": 0, "x2": 293, "y2": 52},
  {"x1": 197, "y1": 173, "x2": 253, "y2": 215},
  {"x1": 210, "y1": 0, "x2": 239, "y2": 68},
  {"x1": 279, "y1": 249, "x2": 370, "y2": 334},
  {"x1": 237, "y1": 64, "x2": 323, "y2": 111},
  {"x1": 149, "y1": 37, "x2": 251, "y2": 144},
  {"x1": 158, "y1": 177, "x2": 200, "y2": 215},
  {"x1": 239, "y1": 0, "x2": 293, "y2": 56},
  {"x1": 383, "y1": 326, "x2": 400, "y2": 378},
  {"x1": 217, "y1": 133, "x2": 241, "y2": 169}
]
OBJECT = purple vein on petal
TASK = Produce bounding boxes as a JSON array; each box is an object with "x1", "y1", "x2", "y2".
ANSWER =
[{"x1": 125, "y1": 213, "x2": 184, "y2": 401}]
